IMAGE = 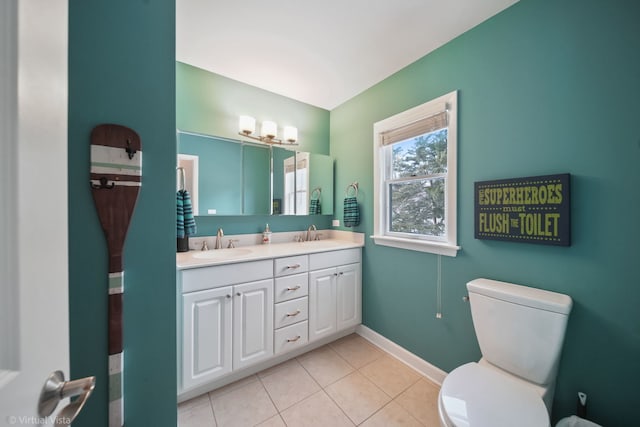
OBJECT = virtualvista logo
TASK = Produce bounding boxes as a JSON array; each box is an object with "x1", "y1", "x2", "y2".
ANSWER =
[{"x1": 6, "y1": 415, "x2": 72, "y2": 425}]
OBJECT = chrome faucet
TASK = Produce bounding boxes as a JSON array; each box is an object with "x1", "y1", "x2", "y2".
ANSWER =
[
  {"x1": 306, "y1": 224, "x2": 317, "y2": 242},
  {"x1": 215, "y1": 228, "x2": 224, "y2": 249}
]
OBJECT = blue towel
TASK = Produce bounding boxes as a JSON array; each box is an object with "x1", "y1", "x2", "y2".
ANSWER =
[
  {"x1": 177, "y1": 190, "x2": 196, "y2": 238},
  {"x1": 344, "y1": 196, "x2": 360, "y2": 227},
  {"x1": 309, "y1": 197, "x2": 321, "y2": 215}
]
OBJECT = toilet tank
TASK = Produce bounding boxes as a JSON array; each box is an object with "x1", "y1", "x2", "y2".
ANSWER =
[{"x1": 467, "y1": 278, "x2": 572, "y2": 386}]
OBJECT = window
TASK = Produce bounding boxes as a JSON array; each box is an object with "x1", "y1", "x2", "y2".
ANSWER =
[{"x1": 372, "y1": 90, "x2": 460, "y2": 256}]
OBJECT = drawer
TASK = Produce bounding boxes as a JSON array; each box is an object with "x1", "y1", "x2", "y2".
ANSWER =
[
  {"x1": 274, "y1": 255, "x2": 308, "y2": 277},
  {"x1": 274, "y1": 321, "x2": 308, "y2": 355},
  {"x1": 181, "y1": 259, "x2": 272, "y2": 293},
  {"x1": 274, "y1": 296, "x2": 308, "y2": 329},
  {"x1": 309, "y1": 248, "x2": 361, "y2": 270},
  {"x1": 274, "y1": 273, "x2": 309, "y2": 303}
]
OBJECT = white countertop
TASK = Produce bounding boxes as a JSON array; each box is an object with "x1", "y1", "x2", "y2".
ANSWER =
[{"x1": 177, "y1": 237, "x2": 364, "y2": 270}]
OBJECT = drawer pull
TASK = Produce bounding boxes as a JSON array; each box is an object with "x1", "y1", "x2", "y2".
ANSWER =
[
  {"x1": 285, "y1": 264, "x2": 301, "y2": 270},
  {"x1": 287, "y1": 335, "x2": 301, "y2": 343},
  {"x1": 286, "y1": 285, "x2": 301, "y2": 291},
  {"x1": 286, "y1": 309, "x2": 301, "y2": 317}
]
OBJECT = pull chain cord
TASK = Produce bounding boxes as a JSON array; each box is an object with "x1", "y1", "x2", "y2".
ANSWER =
[{"x1": 436, "y1": 255, "x2": 442, "y2": 319}]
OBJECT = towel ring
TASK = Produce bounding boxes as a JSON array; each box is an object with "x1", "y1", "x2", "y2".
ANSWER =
[
  {"x1": 311, "y1": 187, "x2": 322, "y2": 198},
  {"x1": 345, "y1": 182, "x2": 358, "y2": 198}
]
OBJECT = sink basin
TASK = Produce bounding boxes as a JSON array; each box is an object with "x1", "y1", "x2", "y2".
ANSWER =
[{"x1": 191, "y1": 248, "x2": 253, "y2": 259}]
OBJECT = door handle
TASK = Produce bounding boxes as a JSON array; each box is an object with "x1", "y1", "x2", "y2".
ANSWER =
[{"x1": 38, "y1": 370, "x2": 96, "y2": 425}]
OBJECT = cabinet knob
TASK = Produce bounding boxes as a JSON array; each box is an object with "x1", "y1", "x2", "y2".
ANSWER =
[
  {"x1": 236, "y1": 292, "x2": 242, "y2": 297},
  {"x1": 285, "y1": 264, "x2": 301, "y2": 270},
  {"x1": 286, "y1": 309, "x2": 301, "y2": 317},
  {"x1": 287, "y1": 335, "x2": 301, "y2": 343},
  {"x1": 226, "y1": 294, "x2": 231, "y2": 299},
  {"x1": 286, "y1": 285, "x2": 301, "y2": 291}
]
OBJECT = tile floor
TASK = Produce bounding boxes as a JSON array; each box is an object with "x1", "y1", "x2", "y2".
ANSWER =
[{"x1": 178, "y1": 333, "x2": 441, "y2": 427}]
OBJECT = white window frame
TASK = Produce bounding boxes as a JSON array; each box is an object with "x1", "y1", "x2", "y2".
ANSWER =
[{"x1": 372, "y1": 90, "x2": 460, "y2": 257}]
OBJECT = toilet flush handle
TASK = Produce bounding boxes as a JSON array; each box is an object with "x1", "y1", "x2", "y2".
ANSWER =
[{"x1": 462, "y1": 295, "x2": 469, "y2": 302}]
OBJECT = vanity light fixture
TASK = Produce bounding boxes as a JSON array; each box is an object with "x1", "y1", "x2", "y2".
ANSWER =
[{"x1": 238, "y1": 115, "x2": 298, "y2": 145}]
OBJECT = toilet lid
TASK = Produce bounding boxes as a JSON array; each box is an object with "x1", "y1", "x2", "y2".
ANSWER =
[{"x1": 439, "y1": 362, "x2": 550, "y2": 427}]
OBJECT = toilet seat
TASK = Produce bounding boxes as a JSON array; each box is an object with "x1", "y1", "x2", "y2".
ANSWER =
[{"x1": 438, "y1": 362, "x2": 550, "y2": 427}]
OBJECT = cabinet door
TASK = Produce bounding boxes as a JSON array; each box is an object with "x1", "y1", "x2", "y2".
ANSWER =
[
  {"x1": 233, "y1": 278, "x2": 274, "y2": 370},
  {"x1": 336, "y1": 263, "x2": 362, "y2": 331},
  {"x1": 182, "y1": 287, "x2": 232, "y2": 390},
  {"x1": 309, "y1": 267, "x2": 337, "y2": 342}
]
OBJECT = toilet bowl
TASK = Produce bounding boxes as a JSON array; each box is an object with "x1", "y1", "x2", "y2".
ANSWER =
[{"x1": 438, "y1": 278, "x2": 572, "y2": 427}]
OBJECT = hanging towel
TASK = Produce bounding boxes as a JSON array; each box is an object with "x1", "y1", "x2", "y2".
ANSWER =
[
  {"x1": 177, "y1": 189, "x2": 196, "y2": 238},
  {"x1": 344, "y1": 196, "x2": 360, "y2": 227},
  {"x1": 309, "y1": 197, "x2": 321, "y2": 215}
]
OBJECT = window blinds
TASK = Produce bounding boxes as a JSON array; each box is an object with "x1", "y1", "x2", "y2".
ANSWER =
[{"x1": 381, "y1": 110, "x2": 448, "y2": 146}]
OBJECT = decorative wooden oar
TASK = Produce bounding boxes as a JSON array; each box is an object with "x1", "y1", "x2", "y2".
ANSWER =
[{"x1": 90, "y1": 124, "x2": 142, "y2": 427}]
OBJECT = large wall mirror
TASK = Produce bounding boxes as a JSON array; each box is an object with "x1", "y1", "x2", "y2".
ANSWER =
[{"x1": 177, "y1": 130, "x2": 333, "y2": 216}]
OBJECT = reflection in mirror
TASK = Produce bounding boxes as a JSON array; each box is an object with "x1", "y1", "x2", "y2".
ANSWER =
[
  {"x1": 178, "y1": 131, "x2": 242, "y2": 215},
  {"x1": 308, "y1": 152, "x2": 334, "y2": 215},
  {"x1": 282, "y1": 152, "x2": 334, "y2": 215},
  {"x1": 272, "y1": 147, "x2": 294, "y2": 215},
  {"x1": 177, "y1": 130, "x2": 333, "y2": 216},
  {"x1": 242, "y1": 144, "x2": 270, "y2": 215}
]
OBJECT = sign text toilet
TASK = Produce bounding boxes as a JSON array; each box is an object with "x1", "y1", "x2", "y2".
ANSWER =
[{"x1": 474, "y1": 173, "x2": 571, "y2": 246}]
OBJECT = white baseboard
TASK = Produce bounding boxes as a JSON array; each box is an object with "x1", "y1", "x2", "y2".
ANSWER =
[{"x1": 356, "y1": 325, "x2": 447, "y2": 386}]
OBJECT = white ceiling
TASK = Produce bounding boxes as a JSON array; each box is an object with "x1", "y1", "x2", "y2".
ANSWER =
[{"x1": 177, "y1": 0, "x2": 518, "y2": 110}]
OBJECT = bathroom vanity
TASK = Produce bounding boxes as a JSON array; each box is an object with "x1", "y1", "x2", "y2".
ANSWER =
[{"x1": 176, "y1": 236, "x2": 363, "y2": 401}]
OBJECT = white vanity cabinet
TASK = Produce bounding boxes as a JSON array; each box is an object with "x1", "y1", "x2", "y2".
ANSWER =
[
  {"x1": 232, "y1": 278, "x2": 274, "y2": 370},
  {"x1": 177, "y1": 242, "x2": 362, "y2": 399},
  {"x1": 181, "y1": 286, "x2": 232, "y2": 390},
  {"x1": 273, "y1": 255, "x2": 310, "y2": 355},
  {"x1": 180, "y1": 260, "x2": 273, "y2": 391},
  {"x1": 309, "y1": 248, "x2": 362, "y2": 342}
]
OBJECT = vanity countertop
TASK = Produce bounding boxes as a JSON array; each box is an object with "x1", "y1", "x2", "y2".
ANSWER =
[{"x1": 177, "y1": 238, "x2": 364, "y2": 270}]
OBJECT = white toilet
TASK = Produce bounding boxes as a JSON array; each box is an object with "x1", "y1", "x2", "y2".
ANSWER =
[{"x1": 438, "y1": 278, "x2": 573, "y2": 427}]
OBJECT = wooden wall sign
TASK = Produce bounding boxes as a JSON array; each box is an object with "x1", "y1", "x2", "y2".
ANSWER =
[{"x1": 474, "y1": 173, "x2": 571, "y2": 246}]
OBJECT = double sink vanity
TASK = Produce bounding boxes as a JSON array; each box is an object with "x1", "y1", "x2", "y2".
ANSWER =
[{"x1": 176, "y1": 231, "x2": 364, "y2": 401}]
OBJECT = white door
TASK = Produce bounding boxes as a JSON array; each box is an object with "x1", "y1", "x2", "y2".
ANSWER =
[
  {"x1": 309, "y1": 268, "x2": 337, "y2": 341},
  {"x1": 0, "y1": 1, "x2": 91, "y2": 425},
  {"x1": 233, "y1": 279, "x2": 274, "y2": 370},
  {"x1": 181, "y1": 287, "x2": 233, "y2": 390},
  {"x1": 336, "y1": 264, "x2": 362, "y2": 331}
]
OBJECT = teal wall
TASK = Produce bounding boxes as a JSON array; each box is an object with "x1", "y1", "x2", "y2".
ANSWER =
[
  {"x1": 176, "y1": 62, "x2": 333, "y2": 236},
  {"x1": 68, "y1": 1, "x2": 176, "y2": 426},
  {"x1": 330, "y1": 0, "x2": 639, "y2": 425}
]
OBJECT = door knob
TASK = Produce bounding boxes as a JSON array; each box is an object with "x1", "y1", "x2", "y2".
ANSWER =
[{"x1": 38, "y1": 370, "x2": 96, "y2": 425}]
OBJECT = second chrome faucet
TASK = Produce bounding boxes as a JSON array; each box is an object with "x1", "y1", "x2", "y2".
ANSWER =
[{"x1": 215, "y1": 228, "x2": 224, "y2": 249}]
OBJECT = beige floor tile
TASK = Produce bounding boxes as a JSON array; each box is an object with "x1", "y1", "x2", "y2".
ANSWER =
[
  {"x1": 329, "y1": 334, "x2": 385, "y2": 369},
  {"x1": 178, "y1": 394, "x2": 216, "y2": 427},
  {"x1": 280, "y1": 391, "x2": 355, "y2": 427},
  {"x1": 394, "y1": 378, "x2": 441, "y2": 427},
  {"x1": 261, "y1": 360, "x2": 321, "y2": 411},
  {"x1": 360, "y1": 401, "x2": 424, "y2": 427},
  {"x1": 256, "y1": 414, "x2": 287, "y2": 427},
  {"x1": 208, "y1": 374, "x2": 259, "y2": 399},
  {"x1": 257, "y1": 357, "x2": 299, "y2": 379},
  {"x1": 178, "y1": 393, "x2": 212, "y2": 412},
  {"x1": 359, "y1": 355, "x2": 421, "y2": 398},
  {"x1": 297, "y1": 345, "x2": 354, "y2": 387},
  {"x1": 325, "y1": 371, "x2": 391, "y2": 425},
  {"x1": 210, "y1": 380, "x2": 277, "y2": 427}
]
